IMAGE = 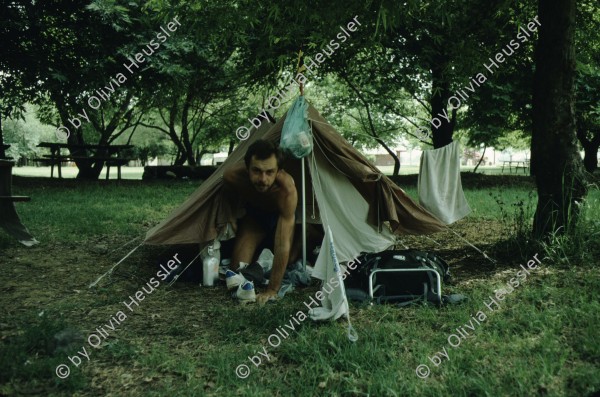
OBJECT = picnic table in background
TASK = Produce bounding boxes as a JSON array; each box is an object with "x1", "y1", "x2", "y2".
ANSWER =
[
  {"x1": 0, "y1": 159, "x2": 38, "y2": 246},
  {"x1": 501, "y1": 159, "x2": 530, "y2": 174},
  {"x1": 35, "y1": 143, "x2": 135, "y2": 179}
]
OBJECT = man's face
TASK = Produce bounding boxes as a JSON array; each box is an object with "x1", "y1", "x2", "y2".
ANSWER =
[{"x1": 248, "y1": 154, "x2": 278, "y2": 192}]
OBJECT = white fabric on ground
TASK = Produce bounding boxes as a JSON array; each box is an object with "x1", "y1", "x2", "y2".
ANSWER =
[
  {"x1": 307, "y1": 227, "x2": 349, "y2": 321},
  {"x1": 418, "y1": 141, "x2": 471, "y2": 225}
]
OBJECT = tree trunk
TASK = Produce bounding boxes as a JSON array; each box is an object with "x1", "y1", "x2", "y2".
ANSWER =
[
  {"x1": 173, "y1": 146, "x2": 187, "y2": 166},
  {"x1": 52, "y1": 93, "x2": 110, "y2": 179},
  {"x1": 0, "y1": 115, "x2": 5, "y2": 159},
  {"x1": 180, "y1": 88, "x2": 197, "y2": 166},
  {"x1": 51, "y1": 94, "x2": 99, "y2": 179},
  {"x1": 163, "y1": 99, "x2": 186, "y2": 166},
  {"x1": 374, "y1": 136, "x2": 399, "y2": 175},
  {"x1": 577, "y1": 128, "x2": 600, "y2": 172},
  {"x1": 473, "y1": 145, "x2": 487, "y2": 173},
  {"x1": 583, "y1": 145, "x2": 598, "y2": 172},
  {"x1": 72, "y1": 124, "x2": 112, "y2": 180},
  {"x1": 75, "y1": 163, "x2": 103, "y2": 179},
  {"x1": 430, "y1": 59, "x2": 455, "y2": 149},
  {"x1": 531, "y1": 0, "x2": 588, "y2": 238},
  {"x1": 182, "y1": 139, "x2": 196, "y2": 166}
]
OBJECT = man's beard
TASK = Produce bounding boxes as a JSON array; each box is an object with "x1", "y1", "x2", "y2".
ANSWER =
[{"x1": 254, "y1": 183, "x2": 270, "y2": 192}]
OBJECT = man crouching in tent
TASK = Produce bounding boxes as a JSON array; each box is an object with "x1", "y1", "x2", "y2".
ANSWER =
[{"x1": 223, "y1": 139, "x2": 299, "y2": 305}]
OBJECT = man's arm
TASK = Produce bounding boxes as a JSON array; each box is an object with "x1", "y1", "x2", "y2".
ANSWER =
[
  {"x1": 258, "y1": 179, "x2": 297, "y2": 304},
  {"x1": 222, "y1": 162, "x2": 247, "y2": 188}
]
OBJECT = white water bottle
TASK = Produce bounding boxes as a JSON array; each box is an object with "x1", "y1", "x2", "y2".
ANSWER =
[
  {"x1": 202, "y1": 241, "x2": 221, "y2": 286},
  {"x1": 202, "y1": 257, "x2": 219, "y2": 286}
]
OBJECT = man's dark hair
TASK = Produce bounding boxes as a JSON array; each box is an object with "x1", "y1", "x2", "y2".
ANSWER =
[{"x1": 244, "y1": 139, "x2": 284, "y2": 169}]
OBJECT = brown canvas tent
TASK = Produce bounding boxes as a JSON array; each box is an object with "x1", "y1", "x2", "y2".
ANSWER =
[
  {"x1": 144, "y1": 104, "x2": 445, "y2": 247},
  {"x1": 140, "y1": 102, "x2": 446, "y2": 323}
]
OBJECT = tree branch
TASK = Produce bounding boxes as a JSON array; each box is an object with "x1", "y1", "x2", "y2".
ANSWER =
[{"x1": 139, "y1": 122, "x2": 170, "y2": 135}]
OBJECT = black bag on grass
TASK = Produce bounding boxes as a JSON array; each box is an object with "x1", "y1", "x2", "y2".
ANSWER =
[{"x1": 344, "y1": 249, "x2": 457, "y2": 305}]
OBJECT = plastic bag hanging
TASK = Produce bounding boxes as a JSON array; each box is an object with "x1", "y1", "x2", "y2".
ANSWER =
[{"x1": 280, "y1": 96, "x2": 313, "y2": 159}]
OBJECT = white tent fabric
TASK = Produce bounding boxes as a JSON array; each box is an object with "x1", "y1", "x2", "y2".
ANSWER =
[
  {"x1": 308, "y1": 147, "x2": 395, "y2": 321},
  {"x1": 418, "y1": 141, "x2": 471, "y2": 225}
]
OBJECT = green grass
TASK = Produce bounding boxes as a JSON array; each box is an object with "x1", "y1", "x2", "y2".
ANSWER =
[
  {"x1": 13, "y1": 166, "x2": 147, "y2": 179},
  {"x1": 0, "y1": 177, "x2": 598, "y2": 396},
  {"x1": 143, "y1": 266, "x2": 600, "y2": 397},
  {"x1": 12, "y1": 164, "x2": 527, "y2": 180},
  {"x1": 399, "y1": 185, "x2": 540, "y2": 221},
  {"x1": 376, "y1": 164, "x2": 530, "y2": 176},
  {"x1": 0, "y1": 311, "x2": 86, "y2": 393},
  {"x1": 2, "y1": 179, "x2": 199, "y2": 244},
  {"x1": 5, "y1": 178, "x2": 555, "y2": 246}
]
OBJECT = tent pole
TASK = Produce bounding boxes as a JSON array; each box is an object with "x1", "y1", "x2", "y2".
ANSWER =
[{"x1": 302, "y1": 156, "x2": 306, "y2": 271}]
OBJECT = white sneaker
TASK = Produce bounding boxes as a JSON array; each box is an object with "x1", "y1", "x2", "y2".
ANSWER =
[
  {"x1": 225, "y1": 270, "x2": 246, "y2": 290},
  {"x1": 236, "y1": 280, "x2": 256, "y2": 303}
]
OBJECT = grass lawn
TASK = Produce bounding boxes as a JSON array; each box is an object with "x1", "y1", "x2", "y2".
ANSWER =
[
  {"x1": 12, "y1": 166, "x2": 147, "y2": 180},
  {"x1": 12, "y1": 164, "x2": 527, "y2": 180},
  {"x1": 0, "y1": 176, "x2": 598, "y2": 396}
]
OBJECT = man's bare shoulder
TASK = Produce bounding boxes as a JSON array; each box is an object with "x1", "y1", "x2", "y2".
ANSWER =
[
  {"x1": 277, "y1": 170, "x2": 297, "y2": 195},
  {"x1": 223, "y1": 163, "x2": 247, "y2": 186}
]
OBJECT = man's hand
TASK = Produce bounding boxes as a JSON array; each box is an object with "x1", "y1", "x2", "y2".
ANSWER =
[{"x1": 256, "y1": 289, "x2": 278, "y2": 306}]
